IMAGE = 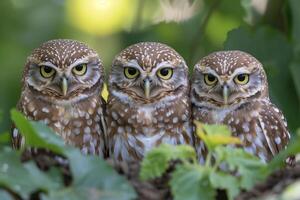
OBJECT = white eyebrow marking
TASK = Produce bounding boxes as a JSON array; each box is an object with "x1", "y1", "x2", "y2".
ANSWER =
[
  {"x1": 68, "y1": 57, "x2": 90, "y2": 69},
  {"x1": 230, "y1": 66, "x2": 251, "y2": 77},
  {"x1": 198, "y1": 66, "x2": 219, "y2": 77},
  {"x1": 150, "y1": 61, "x2": 174, "y2": 75},
  {"x1": 123, "y1": 59, "x2": 141, "y2": 69},
  {"x1": 38, "y1": 61, "x2": 57, "y2": 69},
  {"x1": 156, "y1": 61, "x2": 173, "y2": 69}
]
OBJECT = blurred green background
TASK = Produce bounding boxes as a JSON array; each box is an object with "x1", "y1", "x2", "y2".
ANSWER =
[{"x1": 0, "y1": 0, "x2": 299, "y2": 134}]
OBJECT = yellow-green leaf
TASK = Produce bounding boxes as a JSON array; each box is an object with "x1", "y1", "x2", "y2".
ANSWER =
[{"x1": 194, "y1": 121, "x2": 242, "y2": 150}]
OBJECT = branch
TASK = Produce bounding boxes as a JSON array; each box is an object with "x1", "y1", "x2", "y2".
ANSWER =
[{"x1": 188, "y1": 0, "x2": 222, "y2": 64}]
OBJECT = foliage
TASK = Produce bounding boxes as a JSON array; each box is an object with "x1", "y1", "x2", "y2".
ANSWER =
[
  {"x1": 1, "y1": 0, "x2": 299, "y2": 134},
  {"x1": 141, "y1": 120, "x2": 300, "y2": 200},
  {"x1": 194, "y1": 121, "x2": 242, "y2": 151},
  {"x1": 140, "y1": 144, "x2": 196, "y2": 180},
  {"x1": 0, "y1": 110, "x2": 136, "y2": 200},
  {"x1": 0, "y1": 0, "x2": 300, "y2": 199},
  {"x1": 0, "y1": 132, "x2": 9, "y2": 145},
  {"x1": 140, "y1": 121, "x2": 269, "y2": 200}
]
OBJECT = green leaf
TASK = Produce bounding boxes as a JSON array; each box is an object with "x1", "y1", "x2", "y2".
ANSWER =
[
  {"x1": 289, "y1": 0, "x2": 300, "y2": 54},
  {"x1": 0, "y1": 189, "x2": 13, "y2": 200},
  {"x1": 194, "y1": 121, "x2": 242, "y2": 151},
  {"x1": 170, "y1": 164, "x2": 215, "y2": 200},
  {"x1": 0, "y1": 149, "x2": 62, "y2": 199},
  {"x1": 43, "y1": 186, "x2": 136, "y2": 200},
  {"x1": 290, "y1": 62, "x2": 300, "y2": 106},
  {"x1": 215, "y1": 146, "x2": 268, "y2": 189},
  {"x1": 57, "y1": 149, "x2": 136, "y2": 200},
  {"x1": 205, "y1": 11, "x2": 241, "y2": 46},
  {"x1": 10, "y1": 109, "x2": 135, "y2": 200},
  {"x1": 202, "y1": 124, "x2": 231, "y2": 136},
  {"x1": 10, "y1": 109, "x2": 65, "y2": 154},
  {"x1": 41, "y1": 187, "x2": 88, "y2": 200},
  {"x1": 140, "y1": 144, "x2": 196, "y2": 180},
  {"x1": 209, "y1": 171, "x2": 240, "y2": 200},
  {"x1": 0, "y1": 110, "x2": 3, "y2": 123},
  {"x1": 224, "y1": 26, "x2": 299, "y2": 131},
  {"x1": 0, "y1": 132, "x2": 10, "y2": 144}
]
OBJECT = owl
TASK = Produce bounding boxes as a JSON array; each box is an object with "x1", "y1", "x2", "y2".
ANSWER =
[
  {"x1": 106, "y1": 42, "x2": 193, "y2": 162},
  {"x1": 191, "y1": 50, "x2": 293, "y2": 164},
  {"x1": 12, "y1": 39, "x2": 106, "y2": 157}
]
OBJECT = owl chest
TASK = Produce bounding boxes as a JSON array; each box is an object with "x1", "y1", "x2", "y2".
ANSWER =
[
  {"x1": 108, "y1": 100, "x2": 191, "y2": 161},
  {"x1": 37, "y1": 105, "x2": 84, "y2": 131},
  {"x1": 196, "y1": 105, "x2": 255, "y2": 124},
  {"x1": 194, "y1": 107, "x2": 234, "y2": 124},
  {"x1": 110, "y1": 106, "x2": 158, "y2": 134},
  {"x1": 23, "y1": 99, "x2": 102, "y2": 141},
  {"x1": 110, "y1": 102, "x2": 187, "y2": 135}
]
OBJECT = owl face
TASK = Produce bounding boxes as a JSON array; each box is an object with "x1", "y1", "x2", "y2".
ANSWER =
[
  {"x1": 109, "y1": 42, "x2": 188, "y2": 103},
  {"x1": 23, "y1": 39, "x2": 103, "y2": 104},
  {"x1": 192, "y1": 50, "x2": 268, "y2": 107}
]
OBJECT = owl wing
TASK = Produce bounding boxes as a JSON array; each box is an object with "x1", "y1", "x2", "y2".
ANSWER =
[{"x1": 257, "y1": 101, "x2": 290, "y2": 156}]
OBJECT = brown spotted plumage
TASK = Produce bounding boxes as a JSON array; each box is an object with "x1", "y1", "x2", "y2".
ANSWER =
[
  {"x1": 12, "y1": 39, "x2": 106, "y2": 156},
  {"x1": 107, "y1": 42, "x2": 193, "y2": 162},
  {"x1": 191, "y1": 50, "x2": 293, "y2": 164}
]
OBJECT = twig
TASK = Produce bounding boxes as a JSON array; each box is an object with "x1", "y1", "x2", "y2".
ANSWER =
[
  {"x1": 131, "y1": 0, "x2": 145, "y2": 32},
  {"x1": 188, "y1": 0, "x2": 222, "y2": 64}
]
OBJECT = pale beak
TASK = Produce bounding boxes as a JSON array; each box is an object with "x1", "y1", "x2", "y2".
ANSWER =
[
  {"x1": 143, "y1": 78, "x2": 151, "y2": 99},
  {"x1": 61, "y1": 77, "x2": 68, "y2": 96},
  {"x1": 222, "y1": 84, "x2": 229, "y2": 105}
]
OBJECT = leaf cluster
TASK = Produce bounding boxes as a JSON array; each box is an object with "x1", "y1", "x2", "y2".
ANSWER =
[
  {"x1": 140, "y1": 122, "x2": 272, "y2": 200},
  {"x1": 0, "y1": 109, "x2": 136, "y2": 200}
]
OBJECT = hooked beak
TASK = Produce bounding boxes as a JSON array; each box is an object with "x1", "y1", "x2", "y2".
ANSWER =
[
  {"x1": 61, "y1": 77, "x2": 68, "y2": 96},
  {"x1": 222, "y1": 84, "x2": 229, "y2": 105},
  {"x1": 143, "y1": 78, "x2": 151, "y2": 99}
]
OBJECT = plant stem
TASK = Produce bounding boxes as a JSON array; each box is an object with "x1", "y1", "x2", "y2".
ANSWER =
[
  {"x1": 188, "y1": 0, "x2": 222, "y2": 64},
  {"x1": 131, "y1": 0, "x2": 145, "y2": 32},
  {"x1": 205, "y1": 152, "x2": 212, "y2": 168}
]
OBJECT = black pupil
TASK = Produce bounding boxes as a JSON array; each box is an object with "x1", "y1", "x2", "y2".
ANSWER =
[
  {"x1": 207, "y1": 74, "x2": 216, "y2": 82},
  {"x1": 237, "y1": 74, "x2": 246, "y2": 81},
  {"x1": 44, "y1": 66, "x2": 52, "y2": 73},
  {"x1": 76, "y1": 65, "x2": 83, "y2": 71},
  {"x1": 160, "y1": 68, "x2": 169, "y2": 76},
  {"x1": 127, "y1": 68, "x2": 137, "y2": 75}
]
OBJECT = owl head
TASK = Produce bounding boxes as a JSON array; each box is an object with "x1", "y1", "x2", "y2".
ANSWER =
[
  {"x1": 109, "y1": 42, "x2": 189, "y2": 104},
  {"x1": 22, "y1": 39, "x2": 104, "y2": 104},
  {"x1": 191, "y1": 50, "x2": 268, "y2": 108}
]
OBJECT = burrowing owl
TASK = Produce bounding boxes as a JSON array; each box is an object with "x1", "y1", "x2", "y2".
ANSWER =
[
  {"x1": 191, "y1": 50, "x2": 292, "y2": 164},
  {"x1": 106, "y1": 42, "x2": 193, "y2": 162},
  {"x1": 12, "y1": 39, "x2": 106, "y2": 156}
]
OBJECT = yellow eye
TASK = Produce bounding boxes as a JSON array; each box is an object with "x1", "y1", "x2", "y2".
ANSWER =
[
  {"x1": 204, "y1": 74, "x2": 218, "y2": 86},
  {"x1": 40, "y1": 66, "x2": 55, "y2": 78},
  {"x1": 157, "y1": 68, "x2": 173, "y2": 80},
  {"x1": 234, "y1": 74, "x2": 249, "y2": 85},
  {"x1": 72, "y1": 64, "x2": 87, "y2": 76},
  {"x1": 124, "y1": 67, "x2": 139, "y2": 79}
]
